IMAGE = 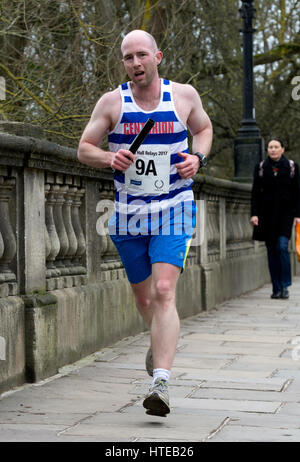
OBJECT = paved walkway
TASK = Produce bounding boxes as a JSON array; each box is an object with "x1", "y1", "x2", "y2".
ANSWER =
[{"x1": 1, "y1": 278, "x2": 300, "y2": 443}]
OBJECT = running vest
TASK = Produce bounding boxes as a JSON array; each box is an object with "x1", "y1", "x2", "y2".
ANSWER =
[{"x1": 108, "y1": 78, "x2": 194, "y2": 220}]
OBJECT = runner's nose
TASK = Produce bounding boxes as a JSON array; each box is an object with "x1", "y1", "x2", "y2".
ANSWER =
[{"x1": 133, "y1": 55, "x2": 142, "y2": 67}]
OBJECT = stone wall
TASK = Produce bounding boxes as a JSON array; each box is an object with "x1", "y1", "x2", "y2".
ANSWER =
[{"x1": 1, "y1": 122, "x2": 299, "y2": 394}]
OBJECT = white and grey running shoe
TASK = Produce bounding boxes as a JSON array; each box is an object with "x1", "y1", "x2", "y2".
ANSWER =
[{"x1": 143, "y1": 378, "x2": 170, "y2": 417}]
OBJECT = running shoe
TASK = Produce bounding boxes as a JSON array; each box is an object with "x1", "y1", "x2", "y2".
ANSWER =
[
  {"x1": 143, "y1": 378, "x2": 170, "y2": 417},
  {"x1": 145, "y1": 346, "x2": 153, "y2": 376}
]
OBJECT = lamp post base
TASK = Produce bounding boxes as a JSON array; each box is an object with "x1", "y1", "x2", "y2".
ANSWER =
[{"x1": 234, "y1": 123, "x2": 264, "y2": 183}]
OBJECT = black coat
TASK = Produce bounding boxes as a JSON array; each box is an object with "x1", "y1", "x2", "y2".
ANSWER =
[{"x1": 251, "y1": 155, "x2": 300, "y2": 242}]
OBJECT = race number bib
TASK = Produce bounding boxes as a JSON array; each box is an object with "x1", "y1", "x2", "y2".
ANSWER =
[{"x1": 125, "y1": 145, "x2": 170, "y2": 194}]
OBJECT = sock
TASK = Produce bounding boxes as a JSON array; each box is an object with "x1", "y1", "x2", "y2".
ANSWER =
[{"x1": 152, "y1": 368, "x2": 171, "y2": 385}]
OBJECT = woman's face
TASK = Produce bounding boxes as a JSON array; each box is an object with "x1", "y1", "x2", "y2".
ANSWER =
[{"x1": 267, "y1": 140, "x2": 284, "y2": 162}]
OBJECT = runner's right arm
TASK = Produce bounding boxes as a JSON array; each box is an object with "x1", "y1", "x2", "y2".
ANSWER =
[{"x1": 77, "y1": 90, "x2": 135, "y2": 171}]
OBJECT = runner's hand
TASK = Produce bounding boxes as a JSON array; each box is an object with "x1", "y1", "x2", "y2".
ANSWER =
[
  {"x1": 175, "y1": 152, "x2": 200, "y2": 179},
  {"x1": 111, "y1": 149, "x2": 136, "y2": 172}
]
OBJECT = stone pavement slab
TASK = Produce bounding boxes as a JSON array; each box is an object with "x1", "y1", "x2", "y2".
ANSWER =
[
  {"x1": 209, "y1": 425, "x2": 300, "y2": 442},
  {"x1": 1, "y1": 277, "x2": 300, "y2": 442}
]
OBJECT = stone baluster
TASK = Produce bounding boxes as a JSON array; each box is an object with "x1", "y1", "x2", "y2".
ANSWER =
[
  {"x1": 52, "y1": 184, "x2": 69, "y2": 275},
  {"x1": 0, "y1": 230, "x2": 4, "y2": 260},
  {"x1": 71, "y1": 187, "x2": 86, "y2": 273},
  {"x1": 0, "y1": 176, "x2": 17, "y2": 281},
  {"x1": 207, "y1": 199, "x2": 219, "y2": 258},
  {"x1": 212, "y1": 201, "x2": 220, "y2": 248},
  {"x1": 45, "y1": 223, "x2": 51, "y2": 272},
  {"x1": 231, "y1": 201, "x2": 241, "y2": 242},
  {"x1": 97, "y1": 188, "x2": 116, "y2": 260},
  {"x1": 233, "y1": 201, "x2": 246, "y2": 243},
  {"x1": 0, "y1": 228, "x2": 4, "y2": 287},
  {"x1": 62, "y1": 186, "x2": 78, "y2": 272},
  {"x1": 106, "y1": 219, "x2": 118, "y2": 259},
  {"x1": 96, "y1": 203, "x2": 109, "y2": 259},
  {"x1": 226, "y1": 201, "x2": 234, "y2": 244},
  {"x1": 219, "y1": 197, "x2": 226, "y2": 260},
  {"x1": 45, "y1": 183, "x2": 60, "y2": 277},
  {"x1": 206, "y1": 200, "x2": 214, "y2": 248},
  {"x1": 237, "y1": 202, "x2": 245, "y2": 242},
  {"x1": 230, "y1": 201, "x2": 237, "y2": 242},
  {"x1": 239, "y1": 203, "x2": 246, "y2": 242}
]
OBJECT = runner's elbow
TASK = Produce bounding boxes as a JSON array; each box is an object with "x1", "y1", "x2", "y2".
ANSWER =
[{"x1": 77, "y1": 140, "x2": 90, "y2": 163}]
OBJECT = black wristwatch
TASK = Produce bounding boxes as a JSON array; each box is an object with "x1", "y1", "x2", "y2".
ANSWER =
[{"x1": 193, "y1": 152, "x2": 207, "y2": 168}]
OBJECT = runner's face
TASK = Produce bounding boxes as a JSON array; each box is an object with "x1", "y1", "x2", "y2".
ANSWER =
[
  {"x1": 267, "y1": 140, "x2": 284, "y2": 162},
  {"x1": 122, "y1": 37, "x2": 161, "y2": 87}
]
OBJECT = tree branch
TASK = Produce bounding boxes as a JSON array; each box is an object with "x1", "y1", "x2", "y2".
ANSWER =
[{"x1": 199, "y1": 41, "x2": 300, "y2": 78}]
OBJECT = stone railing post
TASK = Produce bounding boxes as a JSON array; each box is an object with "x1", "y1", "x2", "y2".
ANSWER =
[{"x1": 23, "y1": 168, "x2": 46, "y2": 293}]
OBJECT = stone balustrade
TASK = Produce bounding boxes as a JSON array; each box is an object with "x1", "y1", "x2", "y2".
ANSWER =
[
  {"x1": 44, "y1": 173, "x2": 87, "y2": 290},
  {"x1": 0, "y1": 121, "x2": 299, "y2": 394}
]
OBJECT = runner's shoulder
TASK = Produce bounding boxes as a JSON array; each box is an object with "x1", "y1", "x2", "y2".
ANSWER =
[
  {"x1": 96, "y1": 88, "x2": 121, "y2": 110},
  {"x1": 172, "y1": 81, "x2": 199, "y2": 100},
  {"x1": 92, "y1": 88, "x2": 121, "y2": 122}
]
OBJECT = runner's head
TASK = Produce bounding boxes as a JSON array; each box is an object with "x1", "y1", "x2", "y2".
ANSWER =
[
  {"x1": 121, "y1": 30, "x2": 159, "y2": 54},
  {"x1": 121, "y1": 30, "x2": 163, "y2": 88}
]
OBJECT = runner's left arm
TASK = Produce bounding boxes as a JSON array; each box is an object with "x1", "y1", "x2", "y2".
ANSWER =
[{"x1": 176, "y1": 86, "x2": 213, "y2": 179}]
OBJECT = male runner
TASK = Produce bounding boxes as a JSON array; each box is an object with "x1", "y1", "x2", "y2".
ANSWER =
[{"x1": 78, "y1": 29, "x2": 213, "y2": 416}]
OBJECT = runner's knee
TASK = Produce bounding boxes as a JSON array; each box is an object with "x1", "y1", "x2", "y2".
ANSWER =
[
  {"x1": 152, "y1": 279, "x2": 174, "y2": 304},
  {"x1": 135, "y1": 295, "x2": 151, "y2": 312}
]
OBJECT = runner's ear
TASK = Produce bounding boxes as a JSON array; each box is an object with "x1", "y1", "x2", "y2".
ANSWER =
[{"x1": 155, "y1": 50, "x2": 163, "y2": 65}]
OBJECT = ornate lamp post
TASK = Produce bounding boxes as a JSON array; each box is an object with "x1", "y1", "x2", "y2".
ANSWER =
[{"x1": 234, "y1": 0, "x2": 264, "y2": 182}]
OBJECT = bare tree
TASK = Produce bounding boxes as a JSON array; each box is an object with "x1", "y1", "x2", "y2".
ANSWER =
[{"x1": 0, "y1": 0, "x2": 299, "y2": 178}]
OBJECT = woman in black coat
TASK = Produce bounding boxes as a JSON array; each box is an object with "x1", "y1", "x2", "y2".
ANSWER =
[{"x1": 250, "y1": 138, "x2": 300, "y2": 299}]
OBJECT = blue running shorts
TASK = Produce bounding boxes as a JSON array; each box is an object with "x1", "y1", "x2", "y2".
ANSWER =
[{"x1": 109, "y1": 200, "x2": 196, "y2": 284}]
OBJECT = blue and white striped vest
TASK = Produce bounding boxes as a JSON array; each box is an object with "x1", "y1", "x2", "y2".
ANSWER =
[{"x1": 108, "y1": 78, "x2": 194, "y2": 227}]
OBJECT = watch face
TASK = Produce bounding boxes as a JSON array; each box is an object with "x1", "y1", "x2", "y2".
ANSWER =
[
  {"x1": 194, "y1": 152, "x2": 207, "y2": 167},
  {"x1": 201, "y1": 156, "x2": 207, "y2": 167}
]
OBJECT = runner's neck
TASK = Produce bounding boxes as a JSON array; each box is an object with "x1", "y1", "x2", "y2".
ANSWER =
[{"x1": 130, "y1": 78, "x2": 161, "y2": 112}]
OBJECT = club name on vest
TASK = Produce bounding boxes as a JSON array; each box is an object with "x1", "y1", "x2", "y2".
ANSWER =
[{"x1": 123, "y1": 121, "x2": 174, "y2": 135}]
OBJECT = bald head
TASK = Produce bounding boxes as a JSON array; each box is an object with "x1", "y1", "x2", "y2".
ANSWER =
[{"x1": 121, "y1": 30, "x2": 158, "y2": 55}]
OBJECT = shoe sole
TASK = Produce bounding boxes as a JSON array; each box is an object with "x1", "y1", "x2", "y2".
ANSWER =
[
  {"x1": 271, "y1": 295, "x2": 289, "y2": 299},
  {"x1": 145, "y1": 409, "x2": 167, "y2": 417},
  {"x1": 143, "y1": 392, "x2": 170, "y2": 417}
]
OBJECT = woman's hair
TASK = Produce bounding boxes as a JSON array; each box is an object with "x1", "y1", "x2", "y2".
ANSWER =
[{"x1": 267, "y1": 137, "x2": 285, "y2": 148}]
